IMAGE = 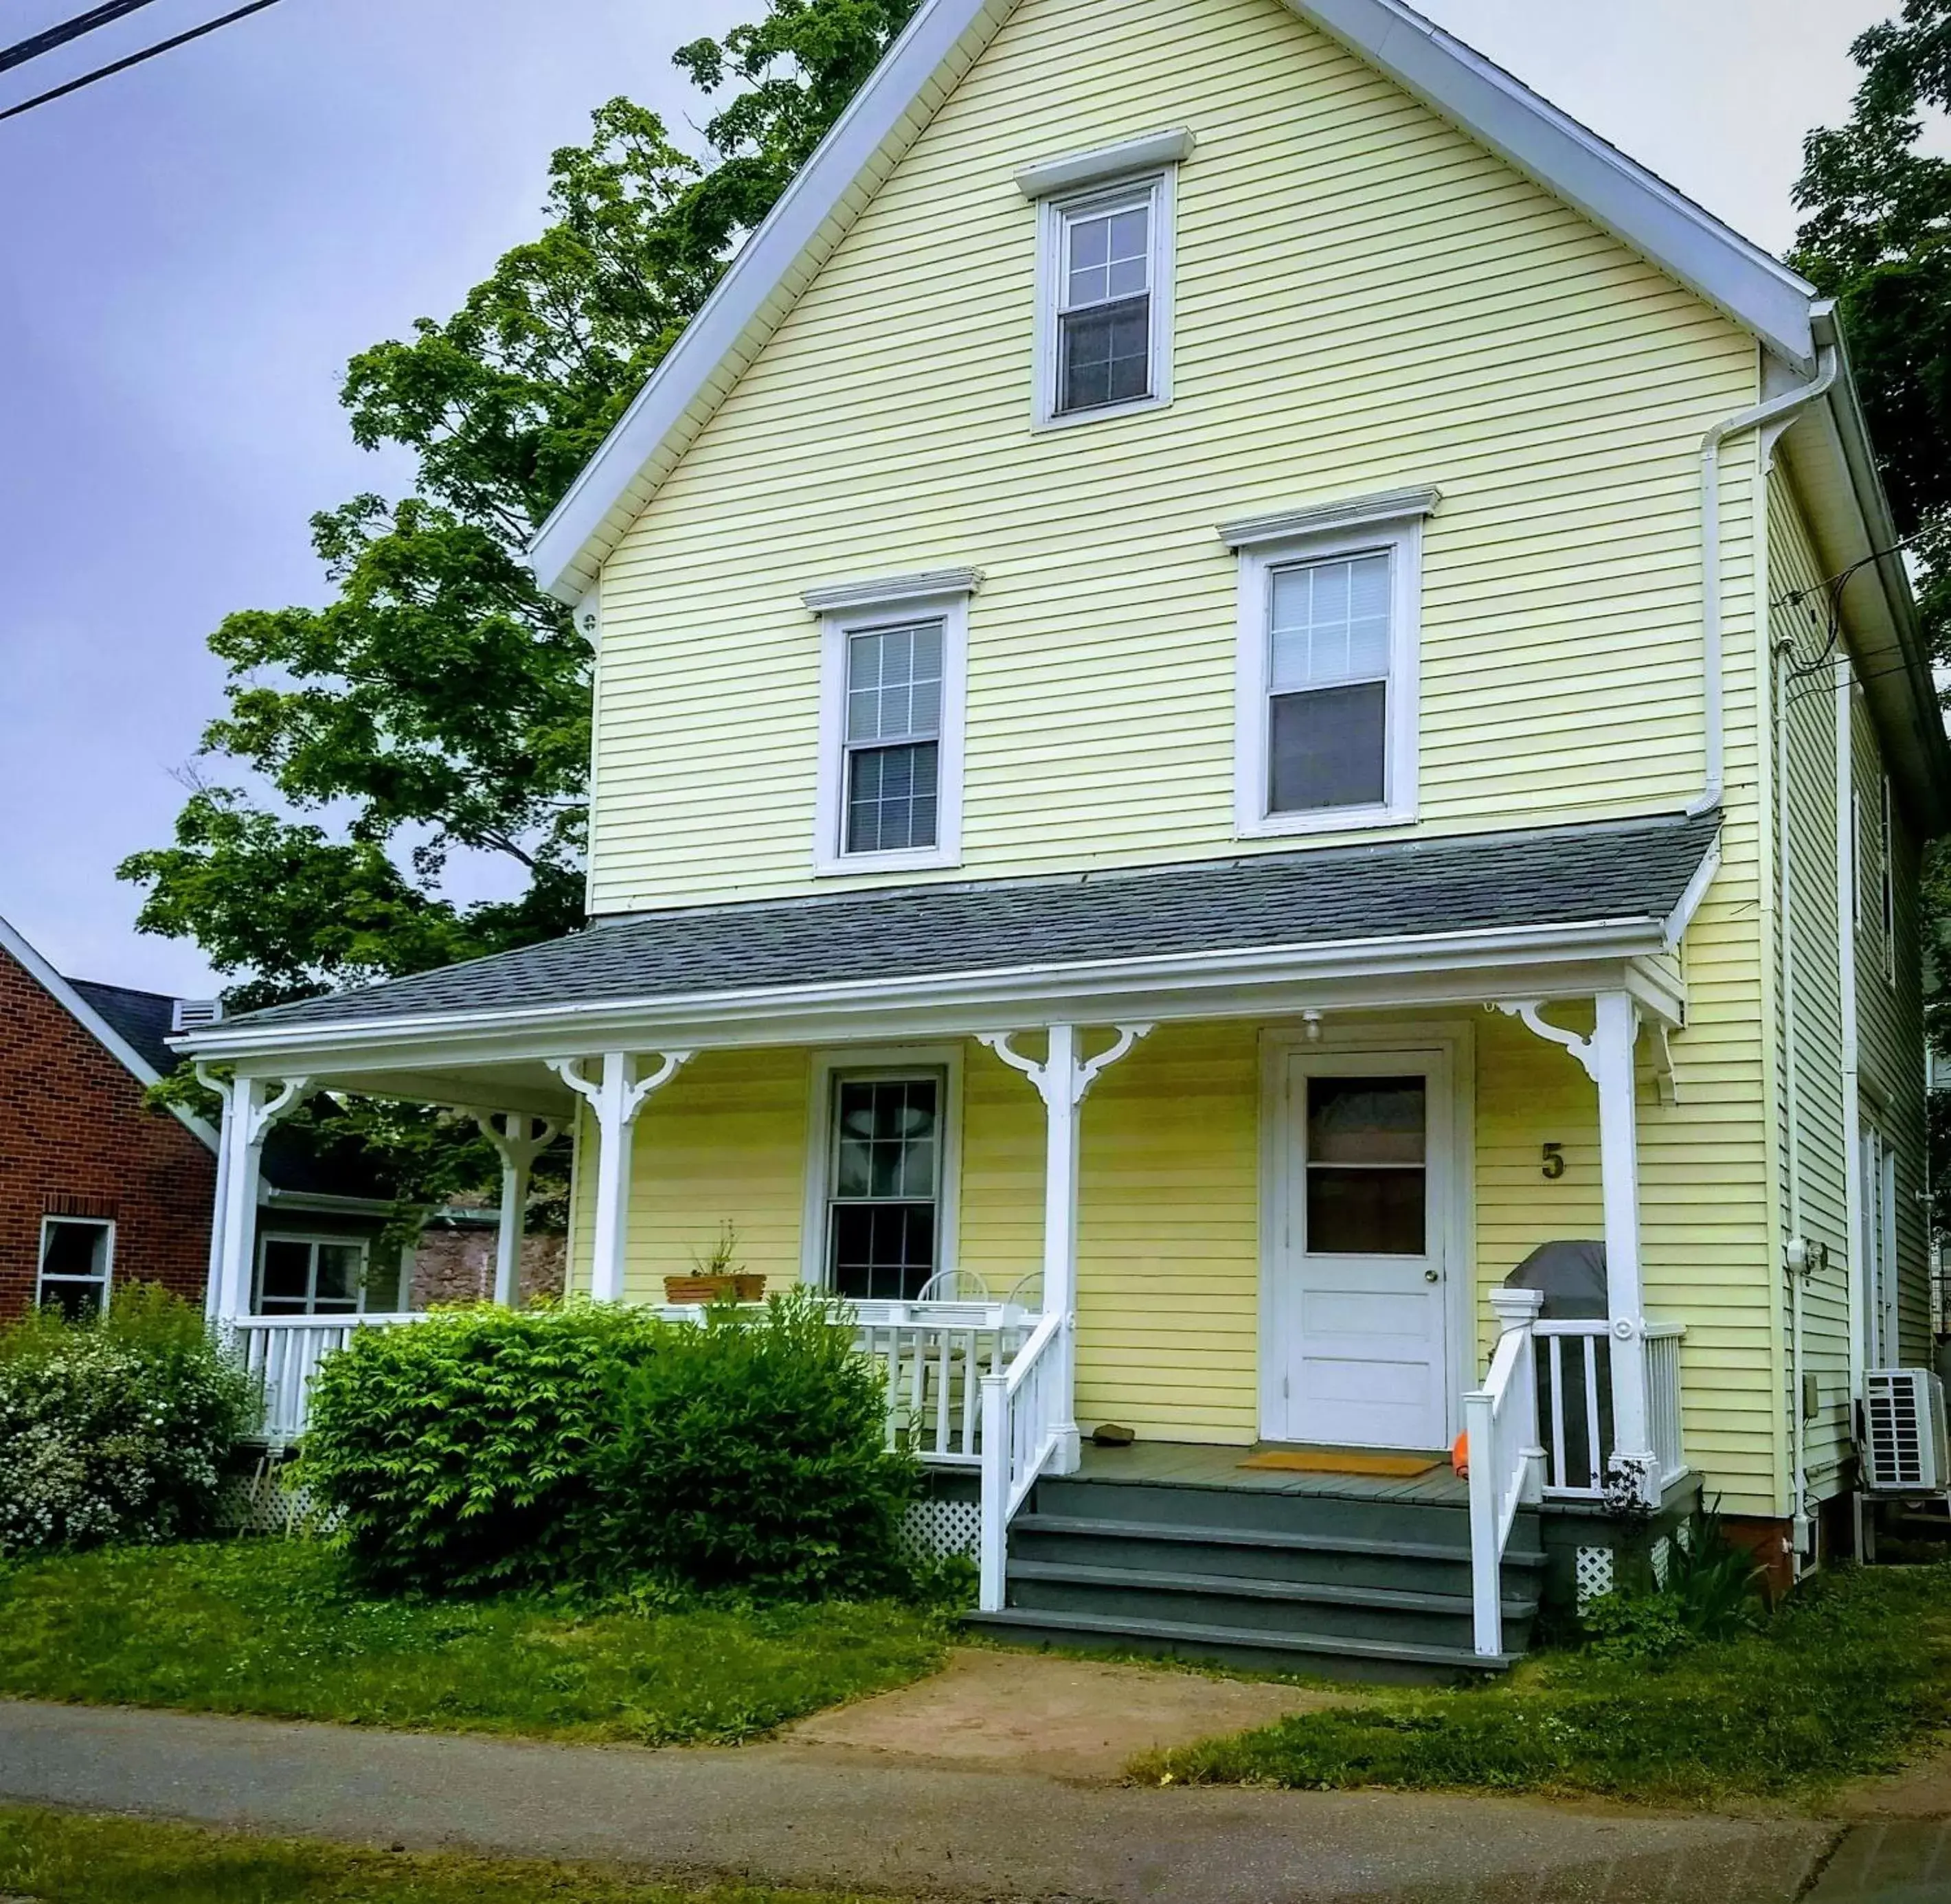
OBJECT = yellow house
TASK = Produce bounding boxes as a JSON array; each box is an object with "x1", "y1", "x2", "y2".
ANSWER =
[{"x1": 184, "y1": 0, "x2": 1950, "y2": 1677}]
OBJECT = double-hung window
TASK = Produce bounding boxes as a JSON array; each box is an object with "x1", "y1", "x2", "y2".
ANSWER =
[
  {"x1": 37, "y1": 1216, "x2": 112, "y2": 1319},
  {"x1": 808, "y1": 574, "x2": 972, "y2": 874},
  {"x1": 1019, "y1": 130, "x2": 1188, "y2": 427},
  {"x1": 824, "y1": 1072, "x2": 943, "y2": 1301},
  {"x1": 1228, "y1": 492, "x2": 1432, "y2": 837}
]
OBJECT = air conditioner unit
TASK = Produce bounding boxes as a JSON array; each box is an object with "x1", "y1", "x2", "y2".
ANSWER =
[
  {"x1": 170, "y1": 999, "x2": 223, "y2": 1033},
  {"x1": 1862, "y1": 1369, "x2": 1950, "y2": 1494}
]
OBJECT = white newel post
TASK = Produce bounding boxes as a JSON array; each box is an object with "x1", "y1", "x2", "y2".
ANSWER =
[
  {"x1": 547, "y1": 1052, "x2": 691, "y2": 1301},
  {"x1": 977, "y1": 1023, "x2": 1152, "y2": 1475},
  {"x1": 1591, "y1": 990, "x2": 1654, "y2": 1500},
  {"x1": 211, "y1": 1074, "x2": 312, "y2": 1321},
  {"x1": 473, "y1": 1112, "x2": 563, "y2": 1306}
]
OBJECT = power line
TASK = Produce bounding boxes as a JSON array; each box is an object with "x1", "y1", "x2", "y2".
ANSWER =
[
  {"x1": 0, "y1": 0, "x2": 286, "y2": 124},
  {"x1": 0, "y1": 0, "x2": 169, "y2": 77}
]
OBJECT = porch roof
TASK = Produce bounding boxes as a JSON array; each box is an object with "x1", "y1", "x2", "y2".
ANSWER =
[{"x1": 196, "y1": 811, "x2": 1718, "y2": 1049}]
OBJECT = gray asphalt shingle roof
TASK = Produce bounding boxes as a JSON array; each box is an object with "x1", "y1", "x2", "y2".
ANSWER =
[{"x1": 220, "y1": 811, "x2": 1719, "y2": 1038}]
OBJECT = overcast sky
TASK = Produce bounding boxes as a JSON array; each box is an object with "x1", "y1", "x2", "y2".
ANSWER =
[{"x1": 0, "y1": 0, "x2": 1893, "y2": 996}]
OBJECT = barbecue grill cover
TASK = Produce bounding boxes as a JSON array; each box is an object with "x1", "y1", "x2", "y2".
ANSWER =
[{"x1": 1504, "y1": 1238, "x2": 1608, "y2": 1319}]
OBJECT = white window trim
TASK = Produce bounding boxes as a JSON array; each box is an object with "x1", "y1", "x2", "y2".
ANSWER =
[
  {"x1": 1232, "y1": 513, "x2": 1423, "y2": 839},
  {"x1": 1880, "y1": 774, "x2": 1897, "y2": 987},
  {"x1": 813, "y1": 586, "x2": 969, "y2": 876},
  {"x1": 36, "y1": 1215, "x2": 114, "y2": 1311},
  {"x1": 254, "y1": 1232, "x2": 372, "y2": 1317},
  {"x1": 1031, "y1": 166, "x2": 1177, "y2": 431},
  {"x1": 799, "y1": 1045, "x2": 963, "y2": 1293}
]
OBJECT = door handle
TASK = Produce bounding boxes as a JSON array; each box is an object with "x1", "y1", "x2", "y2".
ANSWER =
[{"x1": 1423, "y1": 1269, "x2": 1441, "y2": 1284}]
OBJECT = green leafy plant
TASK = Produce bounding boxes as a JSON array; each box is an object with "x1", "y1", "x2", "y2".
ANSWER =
[
  {"x1": 297, "y1": 1302, "x2": 665, "y2": 1593},
  {"x1": 1579, "y1": 1507, "x2": 1764, "y2": 1663},
  {"x1": 0, "y1": 1287, "x2": 255, "y2": 1554},
  {"x1": 590, "y1": 1287, "x2": 918, "y2": 1601}
]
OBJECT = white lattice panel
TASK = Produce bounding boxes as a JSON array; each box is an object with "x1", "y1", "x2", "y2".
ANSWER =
[
  {"x1": 1651, "y1": 1535, "x2": 1671, "y2": 1589},
  {"x1": 1575, "y1": 1544, "x2": 1615, "y2": 1607},
  {"x1": 901, "y1": 1495, "x2": 980, "y2": 1561},
  {"x1": 215, "y1": 1460, "x2": 333, "y2": 1538}
]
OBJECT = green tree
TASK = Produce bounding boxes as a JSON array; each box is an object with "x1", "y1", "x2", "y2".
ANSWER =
[
  {"x1": 1792, "y1": 0, "x2": 1951, "y2": 1245},
  {"x1": 120, "y1": 1, "x2": 918, "y2": 1210}
]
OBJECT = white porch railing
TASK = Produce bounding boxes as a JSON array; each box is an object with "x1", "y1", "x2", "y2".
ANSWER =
[
  {"x1": 232, "y1": 1300, "x2": 1040, "y2": 1460},
  {"x1": 1463, "y1": 1289, "x2": 1546, "y2": 1658},
  {"x1": 978, "y1": 1309, "x2": 1065, "y2": 1612},
  {"x1": 1533, "y1": 1318, "x2": 1687, "y2": 1499}
]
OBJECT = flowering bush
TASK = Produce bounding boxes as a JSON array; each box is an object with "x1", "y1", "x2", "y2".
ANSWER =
[{"x1": 0, "y1": 1285, "x2": 256, "y2": 1553}]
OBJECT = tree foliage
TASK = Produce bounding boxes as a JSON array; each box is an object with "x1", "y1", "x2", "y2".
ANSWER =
[{"x1": 119, "y1": 3, "x2": 918, "y2": 1206}]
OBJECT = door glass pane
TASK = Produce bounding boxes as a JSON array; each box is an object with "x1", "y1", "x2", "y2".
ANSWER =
[
  {"x1": 1304, "y1": 1076, "x2": 1427, "y2": 1256},
  {"x1": 260, "y1": 1238, "x2": 311, "y2": 1304},
  {"x1": 1270, "y1": 680, "x2": 1387, "y2": 813}
]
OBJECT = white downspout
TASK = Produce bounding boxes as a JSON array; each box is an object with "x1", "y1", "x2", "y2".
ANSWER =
[
  {"x1": 1836, "y1": 652, "x2": 1866, "y2": 1555},
  {"x1": 1689, "y1": 339, "x2": 1840, "y2": 817},
  {"x1": 1777, "y1": 634, "x2": 1810, "y2": 1565}
]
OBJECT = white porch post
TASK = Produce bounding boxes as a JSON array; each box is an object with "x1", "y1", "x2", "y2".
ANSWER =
[
  {"x1": 1497, "y1": 992, "x2": 1656, "y2": 1504},
  {"x1": 978, "y1": 1023, "x2": 1151, "y2": 1474},
  {"x1": 473, "y1": 1112, "x2": 563, "y2": 1306},
  {"x1": 212, "y1": 1074, "x2": 311, "y2": 1321},
  {"x1": 1592, "y1": 990, "x2": 1654, "y2": 1497},
  {"x1": 196, "y1": 1065, "x2": 232, "y2": 1323},
  {"x1": 548, "y1": 1052, "x2": 691, "y2": 1302}
]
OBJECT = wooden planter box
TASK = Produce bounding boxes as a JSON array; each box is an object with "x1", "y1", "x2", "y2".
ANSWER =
[{"x1": 663, "y1": 1273, "x2": 767, "y2": 1306}]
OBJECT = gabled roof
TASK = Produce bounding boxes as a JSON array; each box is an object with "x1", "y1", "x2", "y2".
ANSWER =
[
  {"x1": 528, "y1": 0, "x2": 1820, "y2": 608},
  {"x1": 201, "y1": 811, "x2": 1721, "y2": 1042}
]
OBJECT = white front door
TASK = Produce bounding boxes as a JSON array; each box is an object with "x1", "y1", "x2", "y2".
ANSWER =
[{"x1": 1267, "y1": 1050, "x2": 1452, "y2": 1449}]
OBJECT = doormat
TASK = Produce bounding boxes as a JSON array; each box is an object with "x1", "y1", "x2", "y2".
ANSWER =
[{"x1": 1240, "y1": 1449, "x2": 1439, "y2": 1479}]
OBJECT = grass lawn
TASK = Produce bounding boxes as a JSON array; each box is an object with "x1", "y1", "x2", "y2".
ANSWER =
[
  {"x1": 1138, "y1": 1561, "x2": 1951, "y2": 1808},
  {"x1": 0, "y1": 1804, "x2": 892, "y2": 1903},
  {"x1": 0, "y1": 1541, "x2": 946, "y2": 1746}
]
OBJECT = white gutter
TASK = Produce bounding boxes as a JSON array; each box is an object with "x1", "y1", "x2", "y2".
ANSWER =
[{"x1": 1690, "y1": 335, "x2": 1840, "y2": 817}]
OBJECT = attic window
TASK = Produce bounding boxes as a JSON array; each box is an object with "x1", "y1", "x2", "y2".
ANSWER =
[{"x1": 1020, "y1": 131, "x2": 1188, "y2": 429}]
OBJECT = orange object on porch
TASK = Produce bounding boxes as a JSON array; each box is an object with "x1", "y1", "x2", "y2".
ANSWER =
[{"x1": 1450, "y1": 1431, "x2": 1469, "y2": 1477}]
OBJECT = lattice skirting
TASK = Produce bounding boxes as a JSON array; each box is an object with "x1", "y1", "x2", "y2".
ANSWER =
[
  {"x1": 1574, "y1": 1544, "x2": 1616, "y2": 1607},
  {"x1": 215, "y1": 1458, "x2": 335, "y2": 1538},
  {"x1": 901, "y1": 1493, "x2": 981, "y2": 1562}
]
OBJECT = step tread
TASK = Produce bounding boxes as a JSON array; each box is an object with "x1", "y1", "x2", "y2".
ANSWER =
[
  {"x1": 1007, "y1": 1557, "x2": 1535, "y2": 1618},
  {"x1": 967, "y1": 1605, "x2": 1518, "y2": 1670},
  {"x1": 1013, "y1": 1512, "x2": 1546, "y2": 1568}
]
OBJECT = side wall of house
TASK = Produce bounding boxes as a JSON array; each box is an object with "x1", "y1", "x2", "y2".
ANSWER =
[{"x1": 0, "y1": 948, "x2": 214, "y2": 1316}]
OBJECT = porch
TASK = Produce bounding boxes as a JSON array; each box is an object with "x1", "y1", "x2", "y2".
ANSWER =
[{"x1": 179, "y1": 812, "x2": 1719, "y2": 1668}]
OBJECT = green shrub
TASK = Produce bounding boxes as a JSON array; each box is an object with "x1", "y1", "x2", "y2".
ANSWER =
[
  {"x1": 1579, "y1": 1508, "x2": 1763, "y2": 1662},
  {"x1": 0, "y1": 1285, "x2": 255, "y2": 1553},
  {"x1": 591, "y1": 1286, "x2": 918, "y2": 1601},
  {"x1": 297, "y1": 1302, "x2": 665, "y2": 1592}
]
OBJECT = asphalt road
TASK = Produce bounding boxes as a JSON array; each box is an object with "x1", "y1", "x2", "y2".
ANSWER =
[{"x1": 0, "y1": 1698, "x2": 1835, "y2": 1902}]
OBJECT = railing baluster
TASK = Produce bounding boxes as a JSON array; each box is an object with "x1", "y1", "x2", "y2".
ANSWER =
[
  {"x1": 1582, "y1": 1335, "x2": 1602, "y2": 1491},
  {"x1": 1547, "y1": 1335, "x2": 1567, "y2": 1492}
]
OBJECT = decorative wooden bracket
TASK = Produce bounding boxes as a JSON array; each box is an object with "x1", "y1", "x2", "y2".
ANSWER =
[
  {"x1": 472, "y1": 1111, "x2": 563, "y2": 1169},
  {"x1": 547, "y1": 1051, "x2": 692, "y2": 1126},
  {"x1": 1493, "y1": 1001, "x2": 1600, "y2": 1083},
  {"x1": 978, "y1": 1024, "x2": 1153, "y2": 1107}
]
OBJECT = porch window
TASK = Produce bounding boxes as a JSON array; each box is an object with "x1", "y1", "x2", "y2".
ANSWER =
[
  {"x1": 256, "y1": 1234, "x2": 368, "y2": 1316},
  {"x1": 37, "y1": 1216, "x2": 113, "y2": 1319},
  {"x1": 1303, "y1": 1076, "x2": 1426, "y2": 1256},
  {"x1": 825, "y1": 1074, "x2": 940, "y2": 1301},
  {"x1": 1230, "y1": 503, "x2": 1425, "y2": 837}
]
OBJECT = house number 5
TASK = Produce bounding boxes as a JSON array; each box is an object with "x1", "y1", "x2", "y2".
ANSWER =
[{"x1": 1541, "y1": 1142, "x2": 1565, "y2": 1180}]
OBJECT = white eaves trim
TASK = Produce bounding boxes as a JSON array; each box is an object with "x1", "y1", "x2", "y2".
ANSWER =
[
  {"x1": 1014, "y1": 127, "x2": 1195, "y2": 199},
  {"x1": 528, "y1": 0, "x2": 1022, "y2": 608},
  {"x1": 178, "y1": 911, "x2": 1684, "y2": 1072},
  {"x1": 802, "y1": 568, "x2": 982, "y2": 615},
  {"x1": 1288, "y1": 0, "x2": 1816, "y2": 372},
  {"x1": 0, "y1": 909, "x2": 221, "y2": 1154},
  {"x1": 526, "y1": 0, "x2": 1822, "y2": 609},
  {"x1": 1220, "y1": 485, "x2": 1441, "y2": 550}
]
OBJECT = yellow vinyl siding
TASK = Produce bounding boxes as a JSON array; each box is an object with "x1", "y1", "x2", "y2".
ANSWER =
[
  {"x1": 588, "y1": 0, "x2": 1759, "y2": 914},
  {"x1": 1768, "y1": 472, "x2": 1854, "y2": 1502}
]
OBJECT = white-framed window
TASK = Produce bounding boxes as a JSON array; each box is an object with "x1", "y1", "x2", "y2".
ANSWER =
[
  {"x1": 37, "y1": 1216, "x2": 113, "y2": 1319},
  {"x1": 809, "y1": 577, "x2": 971, "y2": 876},
  {"x1": 800, "y1": 1047, "x2": 962, "y2": 1302},
  {"x1": 1231, "y1": 507, "x2": 1425, "y2": 837},
  {"x1": 1017, "y1": 131, "x2": 1189, "y2": 430},
  {"x1": 256, "y1": 1234, "x2": 370, "y2": 1317}
]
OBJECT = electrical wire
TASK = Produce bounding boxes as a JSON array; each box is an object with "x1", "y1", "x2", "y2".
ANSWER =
[
  {"x1": 0, "y1": 0, "x2": 286, "y2": 124},
  {"x1": 0, "y1": 0, "x2": 169, "y2": 77}
]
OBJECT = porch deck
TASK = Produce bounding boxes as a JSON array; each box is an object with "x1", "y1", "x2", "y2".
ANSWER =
[{"x1": 1072, "y1": 1440, "x2": 1469, "y2": 1507}]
